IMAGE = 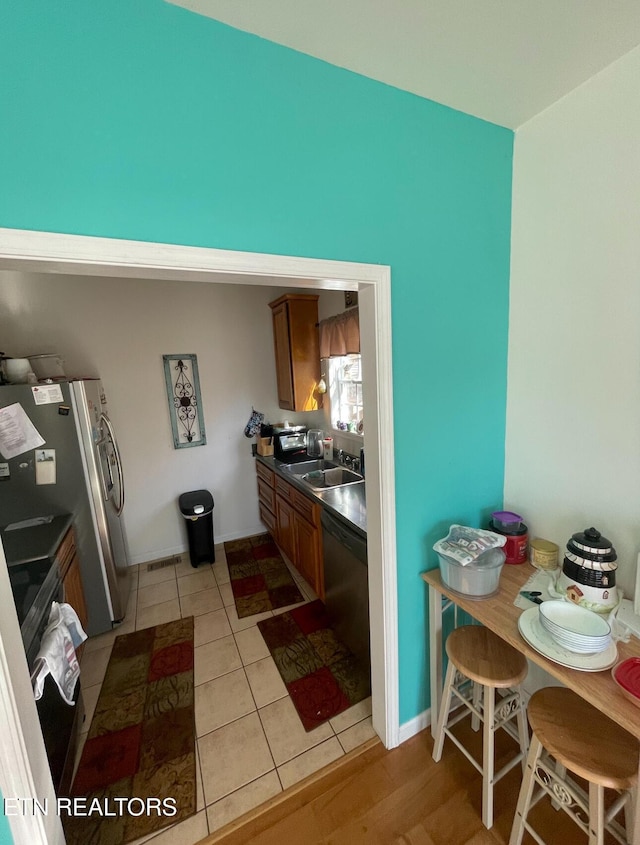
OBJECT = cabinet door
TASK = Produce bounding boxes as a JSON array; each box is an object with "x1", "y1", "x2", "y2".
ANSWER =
[
  {"x1": 294, "y1": 512, "x2": 324, "y2": 600},
  {"x1": 287, "y1": 298, "x2": 321, "y2": 412},
  {"x1": 275, "y1": 494, "x2": 295, "y2": 563},
  {"x1": 271, "y1": 302, "x2": 295, "y2": 410},
  {"x1": 56, "y1": 527, "x2": 76, "y2": 579},
  {"x1": 269, "y1": 294, "x2": 321, "y2": 412},
  {"x1": 64, "y1": 553, "x2": 88, "y2": 633}
]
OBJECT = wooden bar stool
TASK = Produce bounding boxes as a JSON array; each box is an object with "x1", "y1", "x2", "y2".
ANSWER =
[
  {"x1": 432, "y1": 624, "x2": 529, "y2": 829},
  {"x1": 509, "y1": 686, "x2": 639, "y2": 845}
]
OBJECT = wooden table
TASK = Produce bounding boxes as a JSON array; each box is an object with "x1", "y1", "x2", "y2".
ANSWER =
[{"x1": 422, "y1": 564, "x2": 640, "y2": 843}]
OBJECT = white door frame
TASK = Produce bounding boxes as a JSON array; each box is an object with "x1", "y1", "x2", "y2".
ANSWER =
[{"x1": 0, "y1": 227, "x2": 398, "y2": 845}]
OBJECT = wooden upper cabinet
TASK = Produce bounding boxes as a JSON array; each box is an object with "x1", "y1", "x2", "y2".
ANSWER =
[{"x1": 269, "y1": 293, "x2": 321, "y2": 412}]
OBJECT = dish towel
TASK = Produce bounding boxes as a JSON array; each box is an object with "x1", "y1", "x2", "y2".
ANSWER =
[{"x1": 31, "y1": 602, "x2": 87, "y2": 705}]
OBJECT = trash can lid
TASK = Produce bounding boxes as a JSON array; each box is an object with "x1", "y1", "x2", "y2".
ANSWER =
[{"x1": 179, "y1": 489, "x2": 214, "y2": 516}]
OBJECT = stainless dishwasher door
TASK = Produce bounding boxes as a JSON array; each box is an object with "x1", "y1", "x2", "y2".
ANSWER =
[{"x1": 321, "y1": 510, "x2": 370, "y2": 670}]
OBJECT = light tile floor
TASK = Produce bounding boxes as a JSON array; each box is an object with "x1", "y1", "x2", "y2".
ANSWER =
[{"x1": 77, "y1": 542, "x2": 375, "y2": 845}]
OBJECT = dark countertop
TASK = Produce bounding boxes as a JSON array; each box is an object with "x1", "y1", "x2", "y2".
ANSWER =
[
  {"x1": 1, "y1": 514, "x2": 73, "y2": 567},
  {"x1": 256, "y1": 455, "x2": 367, "y2": 538}
]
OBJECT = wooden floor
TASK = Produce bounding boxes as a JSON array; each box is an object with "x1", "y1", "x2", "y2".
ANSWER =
[{"x1": 201, "y1": 723, "x2": 597, "y2": 845}]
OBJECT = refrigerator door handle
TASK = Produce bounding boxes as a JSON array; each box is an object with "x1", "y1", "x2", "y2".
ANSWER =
[
  {"x1": 100, "y1": 413, "x2": 125, "y2": 517},
  {"x1": 95, "y1": 440, "x2": 112, "y2": 505}
]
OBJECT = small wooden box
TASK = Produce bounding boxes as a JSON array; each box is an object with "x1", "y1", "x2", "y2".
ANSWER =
[{"x1": 257, "y1": 437, "x2": 274, "y2": 457}]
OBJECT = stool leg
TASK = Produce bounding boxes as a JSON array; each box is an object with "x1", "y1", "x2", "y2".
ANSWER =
[
  {"x1": 630, "y1": 760, "x2": 640, "y2": 845},
  {"x1": 432, "y1": 659, "x2": 457, "y2": 762},
  {"x1": 482, "y1": 683, "x2": 495, "y2": 829},
  {"x1": 588, "y1": 783, "x2": 605, "y2": 845},
  {"x1": 515, "y1": 688, "x2": 529, "y2": 771},
  {"x1": 471, "y1": 681, "x2": 481, "y2": 731},
  {"x1": 509, "y1": 734, "x2": 542, "y2": 845},
  {"x1": 626, "y1": 785, "x2": 638, "y2": 845},
  {"x1": 551, "y1": 761, "x2": 567, "y2": 810}
]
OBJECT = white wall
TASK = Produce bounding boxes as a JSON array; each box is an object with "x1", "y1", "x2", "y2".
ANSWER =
[
  {"x1": 507, "y1": 45, "x2": 640, "y2": 599},
  {"x1": 0, "y1": 272, "x2": 326, "y2": 563}
]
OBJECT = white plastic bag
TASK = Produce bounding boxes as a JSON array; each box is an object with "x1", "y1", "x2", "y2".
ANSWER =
[{"x1": 434, "y1": 524, "x2": 506, "y2": 566}]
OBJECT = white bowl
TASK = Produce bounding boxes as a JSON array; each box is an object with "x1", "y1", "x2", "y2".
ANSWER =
[
  {"x1": 539, "y1": 600, "x2": 610, "y2": 637},
  {"x1": 436, "y1": 548, "x2": 505, "y2": 598},
  {"x1": 544, "y1": 631, "x2": 611, "y2": 654},
  {"x1": 539, "y1": 616, "x2": 610, "y2": 643},
  {"x1": 538, "y1": 600, "x2": 611, "y2": 653},
  {"x1": 3, "y1": 358, "x2": 32, "y2": 384},
  {"x1": 28, "y1": 353, "x2": 66, "y2": 380}
]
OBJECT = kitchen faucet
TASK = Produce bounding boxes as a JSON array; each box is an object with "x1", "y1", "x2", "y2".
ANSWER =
[{"x1": 337, "y1": 448, "x2": 361, "y2": 472}]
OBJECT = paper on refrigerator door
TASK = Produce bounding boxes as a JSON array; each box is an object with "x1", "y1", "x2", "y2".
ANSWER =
[
  {"x1": 0, "y1": 403, "x2": 45, "y2": 459},
  {"x1": 31, "y1": 384, "x2": 64, "y2": 405},
  {"x1": 35, "y1": 449, "x2": 56, "y2": 484}
]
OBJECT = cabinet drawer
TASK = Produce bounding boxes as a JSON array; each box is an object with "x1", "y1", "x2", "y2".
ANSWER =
[
  {"x1": 257, "y1": 478, "x2": 275, "y2": 513},
  {"x1": 256, "y1": 461, "x2": 275, "y2": 486},
  {"x1": 56, "y1": 527, "x2": 76, "y2": 579},
  {"x1": 292, "y1": 489, "x2": 321, "y2": 526},
  {"x1": 275, "y1": 475, "x2": 293, "y2": 501},
  {"x1": 259, "y1": 502, "x2": 277, "y2": 534}
]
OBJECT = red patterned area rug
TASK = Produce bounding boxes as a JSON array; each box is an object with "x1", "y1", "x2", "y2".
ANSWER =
[
  {"x1": 63, "y1": 617, "x2": 196, "y2": 845},
  {"x1": 257, "y1": 600, "x2": 371, "y2": 731},
  {"x1": 225, "y1": 532, "x2": 304, "y2": 618}
]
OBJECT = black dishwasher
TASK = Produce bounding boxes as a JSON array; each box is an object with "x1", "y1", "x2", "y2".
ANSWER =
[
  {"x1": 321, "y1": 510, "x2": 370, "y2": 671},
  {"x1": 10, "y1": 555, "x2": 82, "y2": 796}
]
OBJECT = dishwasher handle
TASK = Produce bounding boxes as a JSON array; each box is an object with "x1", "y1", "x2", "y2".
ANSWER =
[{"x1": 321, "y1": 510, "x2": 367, "y2": 565}]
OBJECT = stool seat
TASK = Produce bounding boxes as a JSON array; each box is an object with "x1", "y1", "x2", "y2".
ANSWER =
[
  {"x1": 433, "y1": 625, "x2": 529, "y2": 830},
  {"x1": 446, "y1": 625, "x2": 528, "y2": 688},
  {"x1": 510, "y1": 687, "x2": 639, "y2": 845},
  {"x1": 528, "y1": 687, "x2": 638, "y2": 790}
]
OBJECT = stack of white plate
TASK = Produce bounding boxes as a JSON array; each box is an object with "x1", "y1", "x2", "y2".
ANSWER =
[{"x1": 538, "y1": 600, "x2": 612, "y2": 654}]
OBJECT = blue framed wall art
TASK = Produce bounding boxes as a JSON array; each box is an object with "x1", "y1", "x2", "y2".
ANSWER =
[{"x1": 162, "y1": 354, "x2": 207, "y2": 449}]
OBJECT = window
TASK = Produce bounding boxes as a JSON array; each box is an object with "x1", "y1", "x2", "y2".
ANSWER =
[{"x1": 328, "y1": 354, "x2": 363, "y2": 432}]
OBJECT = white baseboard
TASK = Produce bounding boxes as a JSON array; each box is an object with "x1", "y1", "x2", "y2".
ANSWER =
[
  {"x1": 128, "y1": 545, "x2": 188, "y2": 566},
  {"x1": 128, "y1": 526, "x2": 268, "y2": 567},
  {"x1": 398, "y1": 708, "x2": 431, "y2": 744}
]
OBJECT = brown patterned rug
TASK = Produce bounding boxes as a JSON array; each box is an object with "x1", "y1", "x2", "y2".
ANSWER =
[
  {"x1": 62, "y1": 617, "x2": 196, "y2": 845},
  {"x1": 258, "y1": 600, "x2": 371, "y2": 731},
  {"x1": 225, "y1": 532, "x2": 304, "y2": 618}
]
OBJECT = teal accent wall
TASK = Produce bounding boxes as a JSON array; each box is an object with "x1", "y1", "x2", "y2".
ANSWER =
[
  {"x1": 0, "y1": 0, "x2": 513, "y2": 723},
  {"x1": 0, "y1": 791, "x2": 13, "y2": 845}
]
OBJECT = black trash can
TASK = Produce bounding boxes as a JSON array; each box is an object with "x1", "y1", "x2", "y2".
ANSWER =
[{"x1": 179, "y1": 489, "x2": 215, "y2": 568}]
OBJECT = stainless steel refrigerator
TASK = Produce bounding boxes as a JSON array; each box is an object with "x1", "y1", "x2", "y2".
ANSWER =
[{"x1": 0, "y1": 379, "x2": 131, "y2": 635}]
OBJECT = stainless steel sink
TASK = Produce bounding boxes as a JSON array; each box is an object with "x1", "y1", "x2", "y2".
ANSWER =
[
  {"x1": 301, "y1": 467, "x2": 364, "y2": 490},
  {"x1": 281, "y1": 459, "x2": 340, "y2": 476}
]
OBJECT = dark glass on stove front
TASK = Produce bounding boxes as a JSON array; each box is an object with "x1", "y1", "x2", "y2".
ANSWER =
[{"x1": 8, "y1": 557, "x2": 56, "y2": 627}]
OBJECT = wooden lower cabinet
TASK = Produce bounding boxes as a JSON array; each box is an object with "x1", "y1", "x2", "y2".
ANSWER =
[
  {"x1": 275, "y1": 493, "x2": 295, "y2": 562},
  {"x1": 294, "y1": 511, "x2": 324, "y2": 599},
  {"x1": 63, "y1": 554, "x2": 88, "y2": 633},
  {"x1": 256, "y1": 462, "x2": 324, "y2": 599},
  {"x1": 258, "y1": 501, "x2": 277, "y2": 535},
  {"x1": 55, "y1": 526, "x2": 88, "y2": 662}
]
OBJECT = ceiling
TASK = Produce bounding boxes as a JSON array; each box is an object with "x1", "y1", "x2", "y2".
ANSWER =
[{"x1": 168, "y1": 0, "x2": 640, "y2": 128}]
